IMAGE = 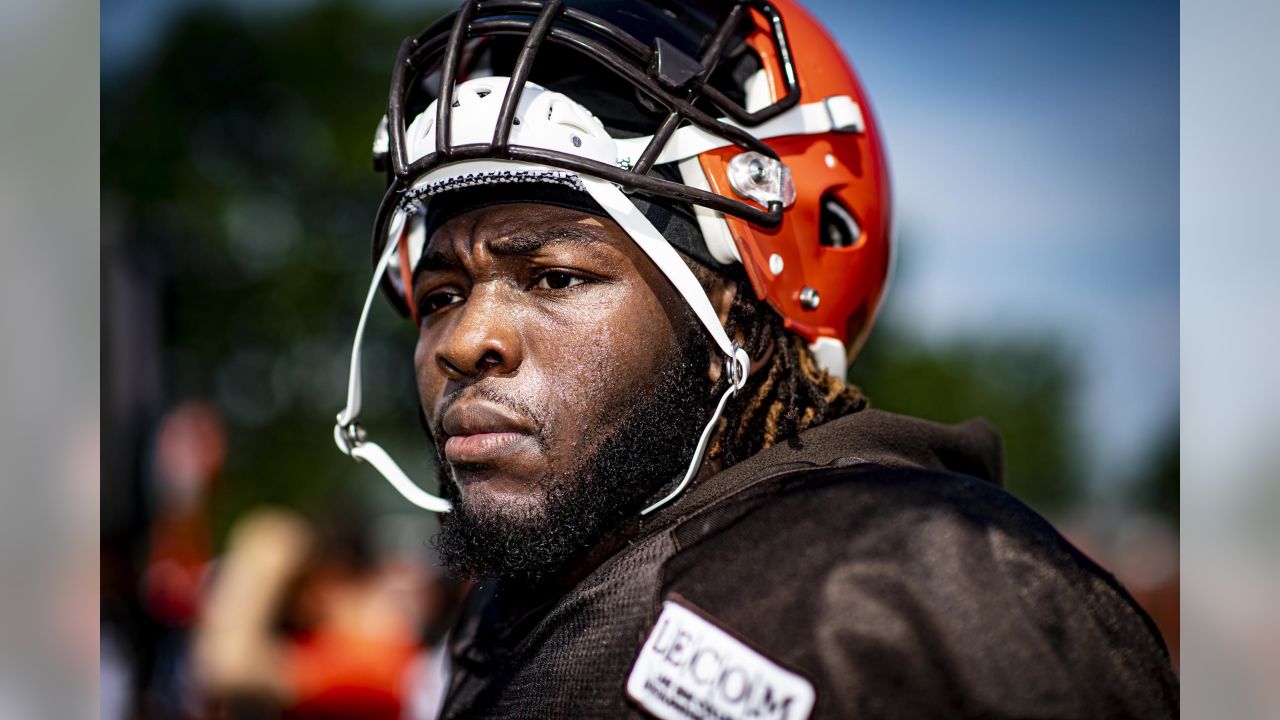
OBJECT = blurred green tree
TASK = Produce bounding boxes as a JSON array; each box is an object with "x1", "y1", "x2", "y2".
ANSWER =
[
  {"x1": 849, "y1": 323, "x2": 1084, "y2": 515},
  {"x1": 1130, "y1": 420, "x2": 1178, "y2": 527},
  {"x1": 103, "y1": 3, "x2": 444, "y2": 541}
]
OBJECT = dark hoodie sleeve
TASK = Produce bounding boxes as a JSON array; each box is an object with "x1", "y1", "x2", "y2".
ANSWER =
[{"x1": 660, "y1": 465, "x2": 1179, "y2": 719}]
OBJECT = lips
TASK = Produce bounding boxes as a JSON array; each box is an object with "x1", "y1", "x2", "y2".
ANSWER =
[{"x1": 440, "y1": 400, "x2": 538, "y2": 465}]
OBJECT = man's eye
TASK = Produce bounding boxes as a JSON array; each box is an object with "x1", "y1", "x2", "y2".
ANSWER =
[
  {"x1": 417, "y1": 290, "x2": 462, "y2": 316},
  {"x1": 534, "y1": 271, "x2": 585, "y2": 291}
]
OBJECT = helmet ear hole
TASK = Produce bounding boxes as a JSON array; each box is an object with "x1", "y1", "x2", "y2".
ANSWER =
[{"x1": 819, "y1": 195, "x2": 862, "y2": 248}]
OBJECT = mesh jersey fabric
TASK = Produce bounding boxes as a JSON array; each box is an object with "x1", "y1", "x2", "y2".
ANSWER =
[{"x1": 438, "y1": 410, "x2": 1178, "y2": 719}]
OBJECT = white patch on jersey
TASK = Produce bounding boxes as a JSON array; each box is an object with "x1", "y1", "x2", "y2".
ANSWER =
[{"x1": 627, "y1": 600, "x2": 816, "y2": 720}]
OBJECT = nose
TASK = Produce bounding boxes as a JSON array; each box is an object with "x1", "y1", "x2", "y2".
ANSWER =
[{"x1": 433, "y1": 283, "x2": 523, "y2": 380}]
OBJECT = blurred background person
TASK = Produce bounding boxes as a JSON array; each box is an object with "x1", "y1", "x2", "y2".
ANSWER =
[
  {"x1": 101, "y1": 401, "x2": 227, "y2": 719},
  {"x1": 143, "y1": 401, "x2": 224, "y2": 715},
  {"x1": 193, "y1": 508, "x2": 465, "y2": 720}
]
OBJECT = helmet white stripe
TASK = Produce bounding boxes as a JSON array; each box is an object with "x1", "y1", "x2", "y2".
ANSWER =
[{"x1": 614, "y1": 95, "x2": 864, "y2": 169}]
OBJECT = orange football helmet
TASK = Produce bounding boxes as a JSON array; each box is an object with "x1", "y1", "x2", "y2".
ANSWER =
[{"x1": 338, "y1": 0, "x2": 892, "y2": 513}]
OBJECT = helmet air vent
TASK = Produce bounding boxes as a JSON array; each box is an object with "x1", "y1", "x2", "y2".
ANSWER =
[{"x1": 819, "y1": 196, "x2": 862, "y2": 248}]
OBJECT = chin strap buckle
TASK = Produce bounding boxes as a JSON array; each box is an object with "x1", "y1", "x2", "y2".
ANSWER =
[
  {"x1": 333, "y1": 419, "x2": 367, "y2": 457},
  {"x1": 727, "y1": 341, "x2": 750, "y2": 393},
  {"x1": 332, "y1": 416, "x2": 454, "y2": 513}
]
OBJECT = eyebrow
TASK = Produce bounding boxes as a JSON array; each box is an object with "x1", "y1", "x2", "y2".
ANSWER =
[{"x1": 417, "y1": 224, "x2": 607, "y2": 273}]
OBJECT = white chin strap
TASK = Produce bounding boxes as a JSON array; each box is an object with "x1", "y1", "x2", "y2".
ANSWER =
[{"x1": 334, "y1": 180, "x2": 750, "y2": 516}]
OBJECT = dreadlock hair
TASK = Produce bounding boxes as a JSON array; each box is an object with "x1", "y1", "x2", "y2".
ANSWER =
[{"x1": 690, "y1": 264, "x2": 870, "y2": 468}]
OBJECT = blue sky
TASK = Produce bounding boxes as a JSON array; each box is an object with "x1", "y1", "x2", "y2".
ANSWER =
[
  {"x1": 103, "y1": 0, "x2": 1179, "y2": 490},
  {"x1": 809, "y1": 0, "x2": 1178, "y2": 488}
]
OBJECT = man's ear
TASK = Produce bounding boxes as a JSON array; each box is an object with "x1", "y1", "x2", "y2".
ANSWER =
[
  {"x1": 706, "y1": 276, "x2": 773, "y2": 380},
  {"x1": 710, "y1": 277, "x2": 738, "y2": 327}
]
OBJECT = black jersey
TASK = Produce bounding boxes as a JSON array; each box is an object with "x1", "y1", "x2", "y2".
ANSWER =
[{"x1": 439, "y1": 410, "x2": 1178, "y2": 719}]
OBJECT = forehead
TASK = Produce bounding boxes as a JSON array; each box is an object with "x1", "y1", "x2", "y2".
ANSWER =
[{"x1": 425, "y1": 203, "x2": 628, "y2": 260}]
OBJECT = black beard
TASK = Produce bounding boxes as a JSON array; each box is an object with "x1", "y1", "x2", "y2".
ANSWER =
[{"x1": 431, "y1": 338, "x2": 711, "y2": 585}]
